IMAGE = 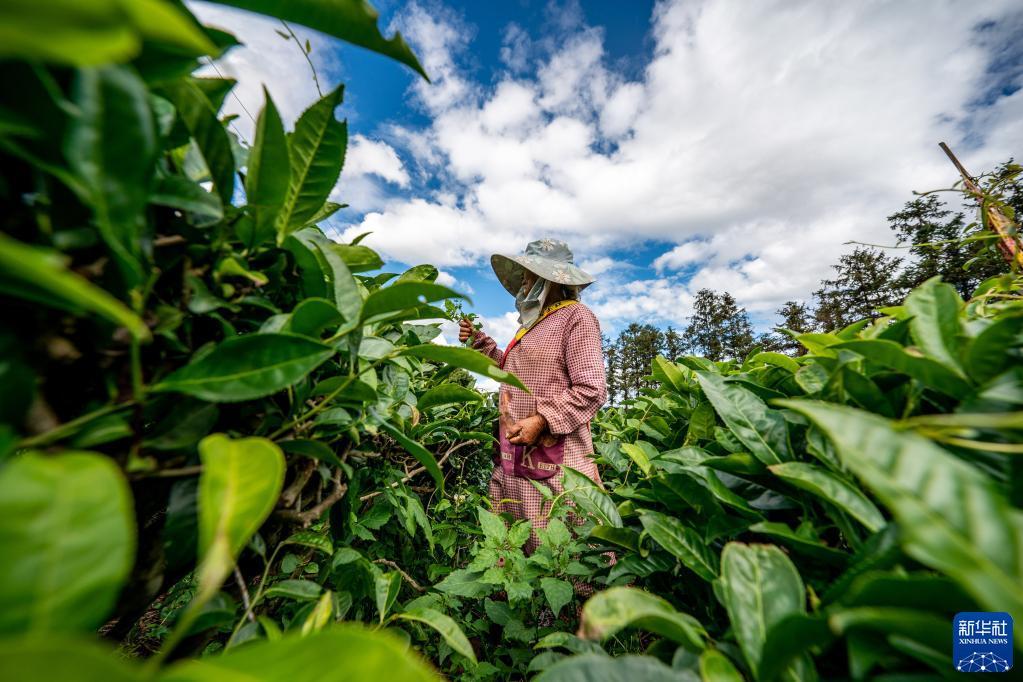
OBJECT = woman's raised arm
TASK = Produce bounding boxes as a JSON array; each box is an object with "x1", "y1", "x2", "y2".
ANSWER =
[{"x1": 470, "y1": 329, "x2": 504, "y2": 365}]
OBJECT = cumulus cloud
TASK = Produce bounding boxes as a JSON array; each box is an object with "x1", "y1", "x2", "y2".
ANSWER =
[
  {"x1": 345, "y1": 135, "x2": 410, "y2": 187},
  {"x1": 341, "y1": 0, "x2": 1021, "y2": 329},
  {"x1": 192, "y1": 0, "x2": 1023, "y2": 332}
]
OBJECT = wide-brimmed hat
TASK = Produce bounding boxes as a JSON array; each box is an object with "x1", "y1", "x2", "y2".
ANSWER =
[{"x1": 491, "y1": 238, "x2": 595, "y2": 296}]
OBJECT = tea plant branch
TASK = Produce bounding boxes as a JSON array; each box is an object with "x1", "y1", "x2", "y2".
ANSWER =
[
  {"x1": 280, "y1": 20, "x2": 323, "y2": 98},
  {"x1": 280, "y1": 458, "x2": 317, "y2": 508},
  {"x1": 234, "y1": 566, "x2": 256, "y2": 623},
  {"x1": 154, "y1": 234, "x2": 187, "y2": 248},
  {"x1": 226, "y1": 542, "x2": 287, "y2": 648},
  {"x1": 358, "y1": 439, "x2": 476, "y2": 502},
  {"x1": 130, "y1": 464, "x2": 204, "y2": 480},
  {"x1": 374, "y1": 559, "x2": 425, "y2": 592},
  {"x1": 275, "y1": 471, "x2": 347, "y2": 527}
]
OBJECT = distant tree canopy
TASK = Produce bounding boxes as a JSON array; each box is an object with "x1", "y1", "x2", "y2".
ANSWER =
[{"x1": 602, "y1": 162, "x2": 1021, "y2": 404}]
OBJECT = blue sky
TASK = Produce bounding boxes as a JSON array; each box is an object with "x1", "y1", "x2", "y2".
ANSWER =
[{"x1": 193, "y1": 0, "x2": 1023, "y2": 345}]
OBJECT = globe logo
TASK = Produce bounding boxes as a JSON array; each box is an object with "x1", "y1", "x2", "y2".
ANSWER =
[{"x1": 957, "y1": 652, "x2": 1011, "y2": 673}]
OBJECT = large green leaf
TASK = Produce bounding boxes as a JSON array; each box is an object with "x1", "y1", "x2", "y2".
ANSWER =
[
  {"x1": 0, "y1": 635, "x2": 141, "y2": 682},
  {"x1": 827, "y1": 607, "x2": 949, "y2": 670},
  {"x1": 66, "y1": 65, "x2": 156, "y2": 286},
  {"x1": 578, "y1": 587, "x2": 706, "y2": 651},
  {"x1": 151, "y1": 172, "x2": 223, "y2": 226},
  {"x1": 286, "y1": 228, "x2": 362, "y2": 327},
  {"x1": 154, "y1": 333, "x2": 334, "y2": 402},
  {"x1": 768, "y1": 462, "x2": 886, "y2": 532},
  {"x1": 699, "y1": 649, "x2": 744, "y2": 682},
  {"x1": 245, "y1": 88, "x2": 290, "y2": 248},
  {"x1": 965, "y1": 313, "x2": 1023, "y2": 384},
  {"x1": 195, "y1": 435, "x2": 285, "y2": 605},
  {"x1": 561, "y1": 466, "x2": 622, "y2": 528},
  {"x1": 161, "y1": 626, "x2": 439, "y2": 681},
  {"x1": 264, "y1": 579, "x2": 322, "y2": 601},
  {"x1": 378, "y1": 422, "x2": 443, "y2": 492},
  {"x1": 362, "y1": 282, "x2": 464, "y2": 324},
  {"x1": 433, "y1": 569, "x2": 488, "y2": 598},
  {"x1": 758, "y1": 615, "x2": 833, "y2": 682},
  {"x1": 209, "y1": 0, "x2": 427, "y2": 79},
  {"x1": 833, "y1": 339, "x2": 972, "y2": 398},
  {"x1": 904, "y1": 277, "x2": 966, "y2": 377},
  {"x1": 536, "y1": 654, "x2": 679, "y2": 682},
  {"x1": 780, "y1": 400, "x2": 1023, "y2": 649},
  {"x1": 0, "y1": 452, "x2": 134, "y2": 634},
  {"x1": 748, "y1": 522, "x2": 848, "y2": 565},
  {"x1": 399, "y1": 345, "x2": 527, "y2": 390},
  {"x1": 539, "y1": 578, "x2": 574, "y2": 618},
  {"x1": 0, "y1": 234, "x2": 149, "y2": 340},
  {"x1": 284, "y1": 298, "x2": 342, "y2": 338},
  {"x1": 718, "y1": 542, "x2": 808, "y2": 680},
  {"x1": 333, "y1": 243, "x2": 383, "y2": 272},
  {"x1": 620, "y1": 442, "x2": 654, "y2": 476},
  {"x1": 163, "y1": 78, "x2": 235, "y2": 204},
  {"x1": 695, "y1": 372, "x2": 791, "y2": 465},
  {"x1": 0, "y1": 0, "x2": 214, "y2": 66},
  {"x1": 651, "y1": 355, "x2": 688, "y2": 393},
  {"x1": 277, "y1": 86, "x2": 347, "y2": 237},
  {"x1": 638, "y1": 510, "x2": 718, "y2": 581},
  {"x1": 394, "y1": 607, "x2": 477, "y2": 664},
  {"x1": 417, "y1": 383, "x2": 483, "y2": 411}
]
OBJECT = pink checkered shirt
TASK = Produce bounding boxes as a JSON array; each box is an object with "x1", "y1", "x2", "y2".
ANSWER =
[{"x1": 473, "y1": 302, "x2": 608, "y2": 551}]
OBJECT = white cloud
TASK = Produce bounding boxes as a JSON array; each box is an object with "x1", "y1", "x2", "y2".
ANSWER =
[
  {"x1": 192, "y1": 0, "x2": 1022, "y2": 331},
  {"x1": 345, "y1": 135, "x2": 410, "y2": 187},
  {"x1": 500, "y1": 23, "x2": 531, "y2": 72},
  {"x1": 578, "y1": 256, "x2": 617, "y2": 276},
  {"x1": 344, "y1": 0, "x2": 1021, "y2": 325},
  {"x1": 390, "y1": 2, "x2": 477, "y2": 115}
]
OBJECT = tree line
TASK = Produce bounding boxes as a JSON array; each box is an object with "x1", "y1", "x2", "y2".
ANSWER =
[{"x1": 603, "y1": 163, "x2": 1020, "y2": 404}]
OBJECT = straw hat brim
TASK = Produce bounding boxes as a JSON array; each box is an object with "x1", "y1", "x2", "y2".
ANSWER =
[{"x1": 490, "y1": 253, "x2": 595, "y2": 296}]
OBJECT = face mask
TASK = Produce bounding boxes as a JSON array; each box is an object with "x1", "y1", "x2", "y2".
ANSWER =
[{"x1": 515, "y1": 277, "x2": 549, "y2": 327}]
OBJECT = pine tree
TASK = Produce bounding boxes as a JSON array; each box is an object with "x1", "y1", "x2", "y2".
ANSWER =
[
  {"x1": 682, "y1": 289, "x2": 756, "y2": 361},
  {"x1": 772, "y1": 300, "x2": 815, "y2": 355},
  {"x1": 664, "y1": 326, "x2": 684, "y2": 361},
  {"x1": 813, "y1": 247, "x2": 904, "y2": 331},
  {"x1": 888, "y1": 194, "x2": 1002, "y2": 298},
  {"x1": 606, "y1": 323, "x2": 665, "y2": 401},
  {"x1": 603, "y1": 334, "x2": 620, "y2": 406}
]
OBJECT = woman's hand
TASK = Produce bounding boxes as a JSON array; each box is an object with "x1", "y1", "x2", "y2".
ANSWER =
[
  {"x1": 507, "y1": 414, "x2": 547, "y2": 445},
  {"x1": 458, "y1": 318, "x2": 476, "y2": 343}
]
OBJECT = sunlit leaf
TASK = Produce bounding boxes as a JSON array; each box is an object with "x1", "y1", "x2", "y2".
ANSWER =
[
  {"x1": 769, "y1": 462, "x2": 886, "y2": 532},
  {"x1": 0, "y1": 234, "x2": 149, "y2": 340},
  {"x1": 66, "y1": 65, "x2": 156, "y2": 285},
  {"x1": 395, "y1": 607, "x2": 477, "y2": 664},
  {"x1": 195, "y1": 435, "x2": 285, "y2": 606},
  {"x1": 277, "y1": 86, "x2": 346, "y2": 238},
  {"x1": 578, "y1": 587, "x2": 705, "y2": 651},
  {"x1": 0, "y1": 452, "x2": 134, "y2": 634},
  {"x1": 718, "y1": 542, "x2": 810, "y2": 680},
  {"x1": 154, "y1": 333, "x2": 334, "y2": 402},
  {"x1": 400, "y1": 345, "x2": 526, "y2": 391},
  {"x1": 245, "y1": 88, "x2": 290, "y2": 248}
]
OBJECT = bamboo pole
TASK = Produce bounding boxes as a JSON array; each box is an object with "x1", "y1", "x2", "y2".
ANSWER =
[{"x1": 939, "y1": 142, "x2": 1023, "y2": 268}]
